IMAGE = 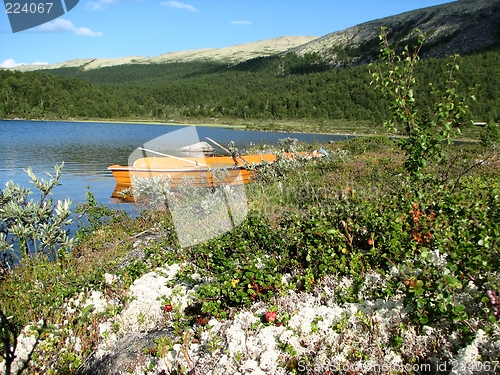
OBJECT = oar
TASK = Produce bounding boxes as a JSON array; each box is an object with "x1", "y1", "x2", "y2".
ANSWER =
[
  {"x1": 138, "y1": 147, "x2": 208, "y2": 167},
  {"x1": 205, "y1": 137, "x2": 247, "y2": 164}
]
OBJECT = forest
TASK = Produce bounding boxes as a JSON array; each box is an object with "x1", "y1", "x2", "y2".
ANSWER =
[{"x1": 1, "y1": 49, "x2": 499, "y2": 128}]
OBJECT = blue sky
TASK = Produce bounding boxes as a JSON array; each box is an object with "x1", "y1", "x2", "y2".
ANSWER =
[{"x1": 1, "y1": 0, "x2": 455, "y2": 68}]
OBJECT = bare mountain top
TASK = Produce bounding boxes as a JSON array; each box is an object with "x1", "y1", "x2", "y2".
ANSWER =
[
  {"x1": 150, "y1": 36, "x2": 317, "y2": 64},
  {"x1": 10, "y1": 36, "x2": 318, "y2": 72},
  {"x1": 9, "y1": 0, "x2": 500, "y2": 73},
  {"x1": 289, "y1": 0, "x2": 500, "y2": 67}
]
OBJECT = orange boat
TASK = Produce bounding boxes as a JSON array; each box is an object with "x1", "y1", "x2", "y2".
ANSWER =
[
  {"x1": 108, "y1": 138, "x2": 328, "y2": 199},
  {"x1": 108, "y1": 153, "x2": 277, "y2": 192}
]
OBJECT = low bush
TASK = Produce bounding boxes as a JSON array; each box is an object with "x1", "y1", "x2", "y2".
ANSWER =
[{"x1": 1, "y1": 137, "x2": 498, "y2": 373}]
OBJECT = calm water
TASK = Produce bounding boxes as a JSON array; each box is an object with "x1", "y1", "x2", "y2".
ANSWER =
[{"x1": 0, "y1": 120, "x2": 348, "y2": 206}]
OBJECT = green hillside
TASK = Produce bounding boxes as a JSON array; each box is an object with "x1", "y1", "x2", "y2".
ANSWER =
[{"x1": 1, "y1": 49, "x2": 499, "y2": 130}]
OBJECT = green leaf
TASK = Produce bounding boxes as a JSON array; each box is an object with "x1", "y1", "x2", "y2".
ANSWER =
[
  {"x1": 444, "y1": 275, "x2": 455, "y2": 284},
  {"x1": 81, "y1": 304, "x2": 94, "y2": 319}
]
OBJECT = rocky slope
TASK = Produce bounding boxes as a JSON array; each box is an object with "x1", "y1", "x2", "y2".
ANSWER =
[
  {"x1": 288, "y1": 0, "x2": 500, "y2": 67},
  {"x1": 7, "y1": 1, "x2": 500, "y2": 73}
]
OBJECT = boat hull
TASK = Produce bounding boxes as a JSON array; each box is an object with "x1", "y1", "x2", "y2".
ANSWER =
[
  {"x1": 108, "y1": 152, "x2": 323, "y2": 197},
  {"x1": 108, "y1": 153, "x2": 278, "y2": 196},
  {"x1": 108, "y1": 165, "x2": 254, "y2": 189}
]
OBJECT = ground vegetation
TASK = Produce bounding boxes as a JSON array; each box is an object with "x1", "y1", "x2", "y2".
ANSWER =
[{"x1": 0, "y1": 28, "x2": 499, "y2": 374}]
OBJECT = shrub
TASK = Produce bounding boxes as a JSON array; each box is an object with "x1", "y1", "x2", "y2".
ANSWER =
[
  {"x1": 371, "y1": 27, "x2": 475, "y2": 181},
  {"x1": 0, "y1": 163, "x2": 74, "y2": 265},
  {"x1": 480, "y1": 121, "x2": 500, "y2": 149},
  {"x1": 343, "y1": 135, "x2": 394, "y2": 155}
]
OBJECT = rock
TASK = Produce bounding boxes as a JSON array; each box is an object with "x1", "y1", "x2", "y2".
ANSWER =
[
  {"x1": 177, "y1": 141, "x2": 214, "y2": 153},
  {"x1": 0, "y1": 326, "x2": 40, "y2": 375},
  {"x1": 116, "y1": 248, "x2": 146, "y2": 270},
  {"x1": 116, "y1": 242, "x2": 174, "y2": 271},
  {"x1": 77, "y1": 329, "x2": 175, "y2": 375}
]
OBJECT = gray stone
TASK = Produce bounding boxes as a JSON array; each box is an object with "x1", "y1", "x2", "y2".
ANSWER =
[
  {"x1": 177, "y1": 142, "x2": 215, "y2": 153},
  {"x1": 77, "y1": 329, "x2": 175, "y2": 375},
  {"x1": 116, "y1": 248, "x2": 146, "y2": 270}
]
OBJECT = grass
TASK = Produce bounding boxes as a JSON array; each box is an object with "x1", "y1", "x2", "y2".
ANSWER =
[{"x1": 1, "y1": 136, "x2": 499, "y2": 373}]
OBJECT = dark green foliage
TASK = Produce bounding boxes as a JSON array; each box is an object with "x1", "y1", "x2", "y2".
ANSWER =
[
  {"x1": 0, "y1": 309, "x2": 17, "y2": 375},
  {"x1": 1, "y1": 47, "x2": 500, "y2": 125},
  {"x1": 164, "y1": 143, "x2": 500, "y2": 328},
  {"x1": 480, "y1": 121, "x2": 500, "y2": 148},
  {"x1": 74, "y1": 189, "x2": 130, "y2": 243},
  {"x1": 342, "y1": 135, "x2": 394, "y2": 154},
  {"x1": 281, "y1": 52, "x2": 330, "y2": 75},
  {"x1": 0, "y1": 70, "x2": 143, "y2": 119},
  {"x1": 44, "y1": 61, "x2": 228, "y2": 85}
]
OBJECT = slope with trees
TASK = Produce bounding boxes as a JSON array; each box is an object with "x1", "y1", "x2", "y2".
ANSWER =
[{"x1": 1, "y1": 48, "x2": 500, "y2": 127}]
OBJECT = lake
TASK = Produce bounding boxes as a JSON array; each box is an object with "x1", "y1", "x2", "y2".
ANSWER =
[{"x1": 0, "y1": 120, "x2": 351, "y2": 207}]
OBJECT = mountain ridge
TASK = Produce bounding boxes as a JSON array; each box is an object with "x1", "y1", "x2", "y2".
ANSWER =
[
  {"x1": 289, "y1": 0, "x2": 500, "y2": 67},
  {"x1": 6, "y1": 0, "x2": 500, "y2": 72},
  {"x1": 7, "y1": 36, "x2": 318, "y2": 72}
]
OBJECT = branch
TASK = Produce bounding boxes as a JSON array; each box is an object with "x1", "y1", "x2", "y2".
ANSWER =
[
  {"x1": 0, "y1": 308, "x2": 17, "y2": 375},
  {"x1": 451, "y1": 151, "x2": 498, "y2": 193}
]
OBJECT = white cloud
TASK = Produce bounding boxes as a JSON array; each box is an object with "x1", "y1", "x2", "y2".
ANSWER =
[
  {"x1": 85, "y1": 0, "x2": 142, "y2": 11},
  {"x1": 75, "y1": 27, "x2": 102, "y2": 36},
  {"x1": 161, "y1": 1, "x2": 197, "y2": 12},
  {"x1": 86, "y1": 1, "x2": 107, "y2": 10},
  {"x1": 39, "y1": 18, "x2": 74, "y2": 31},
  {"x1": 0, "y1": 58, "x2": 18, "y2": 68},
  {"x1": 0, "y1": 59, "x2": 48, "y2": 68},
  {"x1": 39, "y1": 18, "x2": 102, "y2": 36},
  {"x1": 230, "y1": 20, "x2": 252, "y2": 25}
]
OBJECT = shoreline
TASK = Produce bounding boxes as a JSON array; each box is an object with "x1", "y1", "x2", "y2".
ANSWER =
[
  {"x1": 0, "y1": 117, "x2": 370, "y2": 137},
  {"x1": 0, "y1": 117, "x2": 480, "y2": 142},
  {"x1": 1, "y1": 117, "x2": 247, "y2": 130},
  {"x1": 0, "y1": 117, "x2": 389, "y2": 137},
  {"x1": 1, "y1": 138, "x2": 496, "y2": 373}
]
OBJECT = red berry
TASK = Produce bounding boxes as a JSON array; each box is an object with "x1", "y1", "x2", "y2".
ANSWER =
[
  {"x1": 266, "y1": 311, "x2": 277, "y2": 322},
  {"x1": 368, "y1": 239, "x2": 374, "y2": 246},
  {"x1": 164, "y1": 304, "x2": 173, "y2": 312},
  {"x1": 197, "y1": 316, "x2": 209, "y2": 325}
]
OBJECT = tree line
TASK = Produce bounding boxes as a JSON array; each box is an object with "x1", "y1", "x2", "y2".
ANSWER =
[{"x1": 1, "y1": 49, "x2": 499, "y2": 126}]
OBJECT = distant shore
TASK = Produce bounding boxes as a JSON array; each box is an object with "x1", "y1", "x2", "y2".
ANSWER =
[
  {"x1": 0, "y1": 116, "x2": 393, "y2": 137},
  {"x1": 0, "y1": 117, "x2": 481, "y2": 141}
]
